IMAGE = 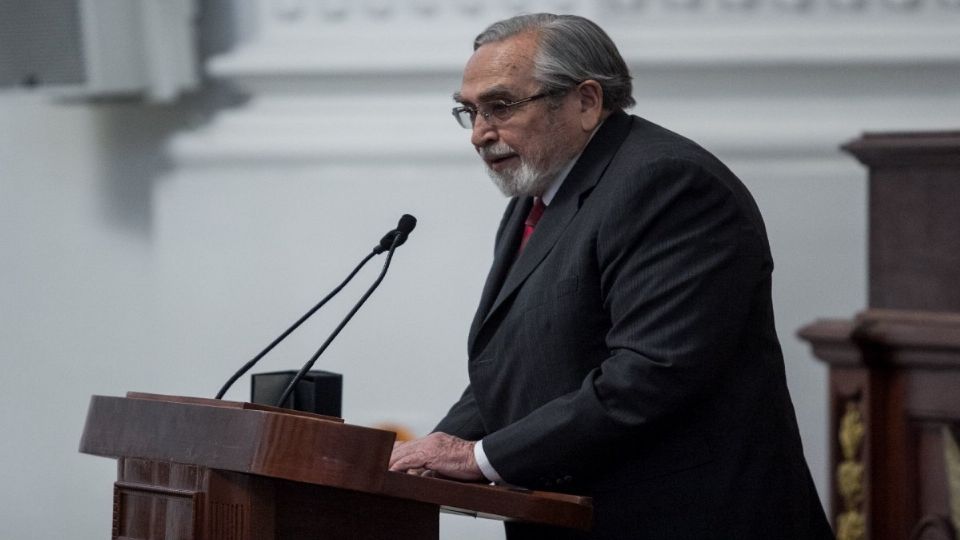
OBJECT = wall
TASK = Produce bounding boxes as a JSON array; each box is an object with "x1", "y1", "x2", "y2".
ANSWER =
[
  {"x1": 0, "y1": 95, "x2": 186, "y2": 538},
  {"x1": 1, "y1": 0, "x2": 958, "y2": 538},
  {"x1": 0, "y1": 2, "x2": 236, "y2": 538}
]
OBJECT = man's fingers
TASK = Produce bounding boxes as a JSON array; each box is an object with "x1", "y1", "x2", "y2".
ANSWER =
[
  {"x1": 387, "y1": 432, "x2": 482, "y2": 481},
  {"x1": 389, "y1": 433, "x2": 446, "y2": 471},
  {"x1": 389, "y1": 448, "x2": 413, "y2": 470},
  {"x1": 389, "y1": 454, "x2": 422, "y2": 472},
  {"x1": 389, "y1": 439, "x2": 428, "y2": 471}
]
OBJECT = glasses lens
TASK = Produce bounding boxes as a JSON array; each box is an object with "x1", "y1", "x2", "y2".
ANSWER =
[
  {"x1": 489, "y1": 102, "x2": 512, "y2": 121},
  {"x1": 453, "y1": 108, "x2": 474, "y2": 129}
]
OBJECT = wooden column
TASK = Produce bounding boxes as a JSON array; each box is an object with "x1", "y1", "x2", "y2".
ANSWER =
[{"x1": 799, "y1": 132, "x2": 960, "y2": 540}]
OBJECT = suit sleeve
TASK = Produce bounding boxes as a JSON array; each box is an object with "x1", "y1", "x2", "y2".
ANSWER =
[
  {"x1": 481, "y1": 158, "x2": 767, "y2": 486},
  {"x1": 433, "y1": 384, "x2": 488, "y2": 440}
]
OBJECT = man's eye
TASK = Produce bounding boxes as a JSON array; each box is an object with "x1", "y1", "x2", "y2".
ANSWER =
[{"x1": 489, "y1": 102, "x2": 510, "y2": 116}]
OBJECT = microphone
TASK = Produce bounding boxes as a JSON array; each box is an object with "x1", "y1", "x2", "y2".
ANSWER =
[
  {"x1": 374, "y1": 214, "x2": 417, "y2": 254},
  {"x1": 275, "y1": 216, "x2": 416, "y2": 408},
  {"x1": 214, "y1": 214, "x2": 418, "y2": 400}
]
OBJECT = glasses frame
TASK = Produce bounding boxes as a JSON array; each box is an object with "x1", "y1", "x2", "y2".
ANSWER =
[{"x1": 451, "y1": 92, "x2": 551, "y2": 129}]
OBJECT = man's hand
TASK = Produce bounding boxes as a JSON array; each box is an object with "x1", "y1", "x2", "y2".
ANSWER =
[{"x1": 389, "y1": 432, "x2": 484, "y2": 482}]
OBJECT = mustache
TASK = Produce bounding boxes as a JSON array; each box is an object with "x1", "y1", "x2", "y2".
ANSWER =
[{"x1": 478, "y1": 142, "x2": 517, "y2": 161}]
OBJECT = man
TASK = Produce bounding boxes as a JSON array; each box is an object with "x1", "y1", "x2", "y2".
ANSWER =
[{"x1": 390, "y1": 13, "x2": 832, "y2": 539}]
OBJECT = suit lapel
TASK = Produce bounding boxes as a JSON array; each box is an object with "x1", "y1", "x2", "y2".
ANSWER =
[
  {"x1": 469, "y1": 112, "x2": 635, "y2": 355},
  {"x1": 468, "y1": 197, "x2": 530, "y2": 350}
]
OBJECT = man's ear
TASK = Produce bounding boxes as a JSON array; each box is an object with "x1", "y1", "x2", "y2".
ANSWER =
[{"x1": 576, "y1": 80, "x2": 604, "y2": 131}]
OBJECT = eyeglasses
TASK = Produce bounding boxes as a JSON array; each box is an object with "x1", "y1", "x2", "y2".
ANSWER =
[{"x1": 451, "y1": 92, "x2": 550, "y2": 129}]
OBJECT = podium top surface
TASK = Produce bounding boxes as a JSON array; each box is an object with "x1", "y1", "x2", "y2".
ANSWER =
[{"x1": 79, "y1": 393, "x2": 591, "y2": 531}]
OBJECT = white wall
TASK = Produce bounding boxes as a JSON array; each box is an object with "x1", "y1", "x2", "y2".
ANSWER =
[
  {"x1": 0, "y1": 94, "x2": 188, "y2": 538},
  {"x1": 1, "y1": 0, "x2": 958, "y2": 538}
]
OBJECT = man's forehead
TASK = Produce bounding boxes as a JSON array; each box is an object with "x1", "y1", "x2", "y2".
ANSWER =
[{"x1": 457, "y1": 34, "x2": 538, "y2": 102}]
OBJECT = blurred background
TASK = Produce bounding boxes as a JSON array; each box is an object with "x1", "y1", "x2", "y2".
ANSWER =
[{"x1": 1, "y1": 0, "x2": 958, "y2": 537}]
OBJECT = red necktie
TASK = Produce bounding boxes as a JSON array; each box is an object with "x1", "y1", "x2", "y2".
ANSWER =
[{"x1": 518, "y1": 198, "x2": 546, "y2": 254}]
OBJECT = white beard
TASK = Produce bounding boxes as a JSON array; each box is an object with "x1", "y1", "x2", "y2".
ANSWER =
[{"x1": 481, "y1": 142, "x2": 564, "y2": 198}]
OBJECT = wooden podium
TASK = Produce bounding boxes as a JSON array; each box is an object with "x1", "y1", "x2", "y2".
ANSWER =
[{"x1": 79, "y1": 393, "x2": 591, "y2": 539}]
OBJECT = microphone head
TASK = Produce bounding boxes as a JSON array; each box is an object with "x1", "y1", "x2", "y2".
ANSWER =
[
  {"x1": 374, "y1": 214, "x2": 418, "y2": 254},
  {"x1": 397, "y1": 214, "x2": 417, "y2": 237}
]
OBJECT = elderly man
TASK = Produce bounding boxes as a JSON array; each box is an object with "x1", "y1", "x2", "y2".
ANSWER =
[{"x1": 390, "y1": 13, "x2": 832, "y2": 540}]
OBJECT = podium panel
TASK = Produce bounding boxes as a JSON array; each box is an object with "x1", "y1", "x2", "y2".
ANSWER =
[{"x1": 114, "y1": 458, "x2": 437, "y2": 540}]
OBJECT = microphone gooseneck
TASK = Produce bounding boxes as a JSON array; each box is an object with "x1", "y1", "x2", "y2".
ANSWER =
[
  {"x1": 214, "y1": 251, "x2": 377, "y2": 399},
  {"x1": 214, "y1": 214, "x2": 417, "y2": 401},
  {"x1": 275, "y1": 230, "x2": 408, "y2": 407}
]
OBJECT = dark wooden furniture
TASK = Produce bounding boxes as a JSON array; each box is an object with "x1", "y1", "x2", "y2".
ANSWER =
[
  {"x1": 79, "y1": 393, "x2": 591, "y2": 539},
  {"x1": 799, "y1": 132, "x2": 960, "y2": 540}
]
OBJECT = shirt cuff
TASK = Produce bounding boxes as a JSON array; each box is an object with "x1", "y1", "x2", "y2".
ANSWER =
[{"x1": 474, "y1": 439, "x2": 505, "y2": 484}]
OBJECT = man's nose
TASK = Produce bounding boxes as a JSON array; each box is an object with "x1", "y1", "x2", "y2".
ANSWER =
[{"x1": 470, "y1": 115, "x2": 497, "y2": 147}]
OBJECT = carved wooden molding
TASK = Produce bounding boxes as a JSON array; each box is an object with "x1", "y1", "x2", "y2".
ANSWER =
[
  {"x1": 212, "y1": 0, "x2": 960, "y2": 79},
  {"x1": 168, "y1": 1, "x2": 960, "y2": 165},
  {"x1": 258, "y1": 0, "x2": 960, "y2": 26},
  {"x1": 799, "y1": 309, "x2": 960, "y2": 370}
]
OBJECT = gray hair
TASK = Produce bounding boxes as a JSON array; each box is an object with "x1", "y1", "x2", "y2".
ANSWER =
[{"x1": 474, "y1": 14, "x2": 635, "y2": 111}]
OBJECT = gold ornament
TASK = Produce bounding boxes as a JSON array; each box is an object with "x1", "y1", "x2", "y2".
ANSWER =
[{"x1": 836, "y1": 400, "x2": 866, "y2": 540}]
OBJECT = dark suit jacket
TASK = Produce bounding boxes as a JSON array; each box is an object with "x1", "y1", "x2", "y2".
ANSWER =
[{"x1": 435, "y1": 112, "x2": 833, "y2": 539}]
